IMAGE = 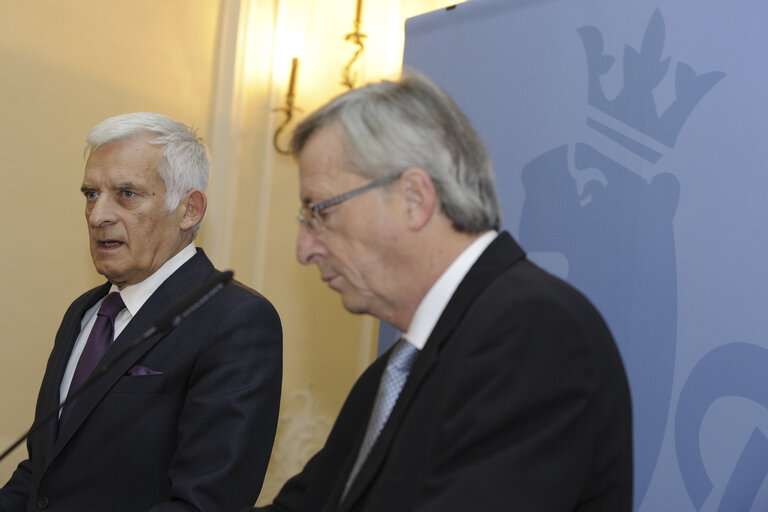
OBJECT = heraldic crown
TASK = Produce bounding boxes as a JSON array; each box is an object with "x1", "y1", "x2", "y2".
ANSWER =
[{"x1": 578, "y1": 8, "x2": 725, "y2": 153}]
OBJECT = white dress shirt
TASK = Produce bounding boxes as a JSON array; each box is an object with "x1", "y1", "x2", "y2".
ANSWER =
[{"x1": 403, "y1": 231, "x2": 498, "y2": 350}]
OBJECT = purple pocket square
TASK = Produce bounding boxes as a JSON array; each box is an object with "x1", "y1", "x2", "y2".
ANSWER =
[{"x1": 127, "y1": 365, "x2": 163, "y2": 376}]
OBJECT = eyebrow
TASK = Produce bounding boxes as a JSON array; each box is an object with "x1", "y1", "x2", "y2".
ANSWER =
[
  {"x1": 113, "y1": 182, "x2": 138, "y2": 191},
  {"x1": 80, "y1": 182, "x2": 142, "y2": 193}
]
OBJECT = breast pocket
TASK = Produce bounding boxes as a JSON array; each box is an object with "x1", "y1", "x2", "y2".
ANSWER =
[{"x1": 112, "y1": 374, "x2": 168, "y2": 393}]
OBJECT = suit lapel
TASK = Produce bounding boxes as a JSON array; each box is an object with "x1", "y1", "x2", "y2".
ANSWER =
[
  {"x1": 51, "y1": 308, "x2": 165, "y2": 452},
  {"x1": 50, "y1": 250, "x2": 214, "y2": 458},
  {"x1": 339, "y1": 233, "x2": 525, "y2": 510},
  {"x1": 34, "y1": 284, "x2": 110, "y2": 463}
]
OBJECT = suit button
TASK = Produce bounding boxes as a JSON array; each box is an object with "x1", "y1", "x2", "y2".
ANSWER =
[{"x1": 37, "y1": 496, "x2": 49, "y2": 509}]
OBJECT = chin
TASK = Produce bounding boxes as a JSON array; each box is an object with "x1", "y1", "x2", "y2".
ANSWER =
[
  {"x1": 93, "y1": 264, "x2": 120, "y2": 282},
  {"x1": 340, "y1": 297, "x2": 369, "y2": 316}
]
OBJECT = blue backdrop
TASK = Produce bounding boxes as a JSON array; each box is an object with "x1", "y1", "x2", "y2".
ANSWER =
[{"x1": 394, "y1": 1, "x2": 768, "y2": 511}]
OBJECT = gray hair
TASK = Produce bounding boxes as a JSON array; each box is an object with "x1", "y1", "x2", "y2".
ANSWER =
[
  {"x1": 85, "y1": 112, "x2": 210, "y2": 215},
  {"x1": 291, "y1": 71, "x2": 501, "y2": 233}
]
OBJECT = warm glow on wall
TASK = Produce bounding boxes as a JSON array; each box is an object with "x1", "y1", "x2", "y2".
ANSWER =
[
  {"x1": 242, "y1": 2, "x2": 277, "y2": 91},
  {"x1": 273, "y1": 0, "x2": 314, "y2": 86},
  {"x1": 271, "y1": 0, "x2": 317, "y2": 154},
  {"x1": 267, "y1": 0, "x2": 468, "y2": 154}
]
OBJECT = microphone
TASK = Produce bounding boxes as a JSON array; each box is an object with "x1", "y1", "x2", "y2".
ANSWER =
[
  {"x1": 154, "y1": 270, "x2": 234, "y2": 334},
  {"x1": 0, "y1": 270, "x2": 235, "y2": 463}
]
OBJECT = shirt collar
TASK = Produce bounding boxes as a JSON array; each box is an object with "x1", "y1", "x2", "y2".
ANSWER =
[
  {"x1": 108, "y1": 243, "x2": 197, "y2": 317},
  {"x1": 404, "y1": 231, "x2": 498, "y2": 350}
]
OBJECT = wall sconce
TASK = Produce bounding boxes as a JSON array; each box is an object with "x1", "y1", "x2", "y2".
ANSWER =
[
  {"x1": 341, "y1": 0, "x2": 366, "y2": 89},
  {"x1": 272, "y1": 0, "x2": 365, "y2": 154},
  {"x1": 273, "y1": 57, "x2": 299, "y2": 156},
  {"x1": 271, "y1": 0, "x2": 311, "y2": 156}
]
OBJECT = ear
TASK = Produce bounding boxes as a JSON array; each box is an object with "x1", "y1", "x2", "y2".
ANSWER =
[
  {"x1": 399, "y1": 167, "x2": 437, "y2": 231},
  {"x1": 179, "y1": 190, "x2": 207, "y2": 232}
]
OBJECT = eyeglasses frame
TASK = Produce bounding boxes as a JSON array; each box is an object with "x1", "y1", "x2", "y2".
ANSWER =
[{"x1": 298, "y1": 171, "x2": 404, "y2": 230}]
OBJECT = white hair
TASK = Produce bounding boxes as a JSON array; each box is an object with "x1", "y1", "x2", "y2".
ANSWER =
[{"x1": 85, "y1": 112, "x2": 210, "y2": 215}]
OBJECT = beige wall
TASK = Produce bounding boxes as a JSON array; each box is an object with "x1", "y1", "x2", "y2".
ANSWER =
[{"x1": 0, "y1": 0, "x2": 464, "y2": 504}]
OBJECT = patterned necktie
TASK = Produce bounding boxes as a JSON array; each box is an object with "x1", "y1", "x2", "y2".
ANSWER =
[
  {"x1": 60, "y1": 292, "x2": 125, "y2": 424},
  {"x1": 343, "y1": 338, "x2": 420, "y2": 497}
]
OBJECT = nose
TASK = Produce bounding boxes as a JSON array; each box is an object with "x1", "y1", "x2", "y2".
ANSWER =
[
  {"x1": 86, "y1": 195, "x2": 118, "y2": 227},
  {"x1": 296, "y1": 224, "x2": 325, "y2": 265}
]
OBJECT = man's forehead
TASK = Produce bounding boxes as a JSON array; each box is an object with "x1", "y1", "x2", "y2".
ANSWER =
[
  {"x1": 298, "y1": 128, "x2": 346, "y2": 193},
  {"x1": 298, "y1": 166, "x2": 340, "y2": 203},
  {"x1": 299, "y1": 123, "x2": 345, "y2": 161},
  {"x1": 82, "y1": 143, "x2": 164, "y2": 191}
]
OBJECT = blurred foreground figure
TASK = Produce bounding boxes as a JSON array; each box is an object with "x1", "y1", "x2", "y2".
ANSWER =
[{"x1": 254, "y1": 72, "x2": 632, "y2": 512}]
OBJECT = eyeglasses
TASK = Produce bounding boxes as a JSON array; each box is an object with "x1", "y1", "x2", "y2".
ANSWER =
[{"x1": 298, "y1": 172, "x2": 403, "y2": 230}]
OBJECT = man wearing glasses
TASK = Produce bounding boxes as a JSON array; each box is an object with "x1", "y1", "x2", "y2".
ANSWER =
[{"x1": 254, "y1": 72, "x2": 632, "y2": 511}]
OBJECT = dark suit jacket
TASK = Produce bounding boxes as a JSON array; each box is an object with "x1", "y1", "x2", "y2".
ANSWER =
[
  {"x1": 257, "y1": 232, "x2": 631, "y2": 511},
  {"x1": 0, "y1": 249, "x2": 283, "y2": 512}
]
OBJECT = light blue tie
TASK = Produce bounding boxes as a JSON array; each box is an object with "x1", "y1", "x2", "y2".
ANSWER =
[{"x1": 343, "y1": 338, "x2": 419, "y2": 498}]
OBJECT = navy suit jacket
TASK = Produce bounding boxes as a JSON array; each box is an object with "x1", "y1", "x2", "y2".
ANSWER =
[
  {"x1": 257, "y1": 232, "x2": 632, "y2": 511},
  {"x1": 0, "y1": 249, "x2": 282, "y2": 512}
]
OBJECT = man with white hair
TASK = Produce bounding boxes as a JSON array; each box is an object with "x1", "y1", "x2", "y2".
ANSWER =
[
  {"x1": 0, "y1": 113, "x2": 282, "y2": 512},
  {"x1": 252, "y1": 73, "x2": 632, "y2": 511}
]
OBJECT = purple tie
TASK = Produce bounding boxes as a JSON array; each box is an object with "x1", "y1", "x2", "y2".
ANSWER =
[{"x1": 60, "y1": 292, "x2": 125, "y2": 424}]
